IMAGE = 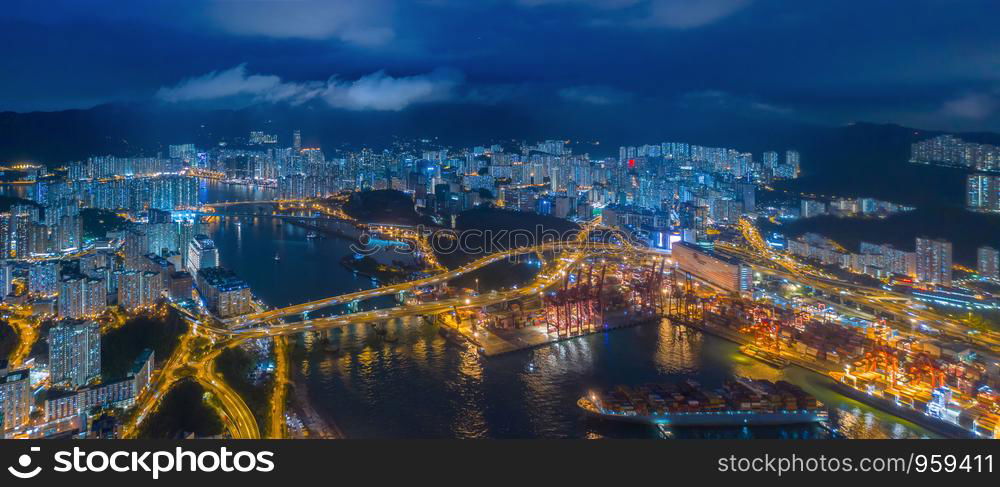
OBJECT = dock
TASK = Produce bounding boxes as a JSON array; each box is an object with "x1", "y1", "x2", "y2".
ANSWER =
[{"x1": 438, "y1": 310, "x2": 661, "y2": 356}]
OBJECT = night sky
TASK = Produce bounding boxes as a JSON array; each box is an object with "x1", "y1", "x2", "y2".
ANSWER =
[{"x1": 2, "y1": 0, "x2": 999, "y2": 132}]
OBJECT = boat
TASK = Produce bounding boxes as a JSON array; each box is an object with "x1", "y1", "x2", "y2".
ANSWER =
[
  {"x1": 828, "y1": 371, "x2": 986, "y2": 438},
  {"x1": 739, "y1": 344, "x2": 790, "y2": 369},
  {"x1": 274, "y1": 253, "x2": 280, "y2": 262},
  {"x1": 579, "y1": 378, "x2": 827, "y2": 427},
  {"x1": 306, "y1": 231, "x2": 319, "y2": 239}
]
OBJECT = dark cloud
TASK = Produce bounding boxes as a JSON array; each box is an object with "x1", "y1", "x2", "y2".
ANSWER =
[
  {"x1": 636, "y1": 0, "x2": 752, "y2": 29},
  {"x1": 0, "y1": 0, "x2": 998, "y2": 132},
  {"x1": 677, "y1": 90, "x2": 794, "y2": 118},
  {"x1": 558, "y1": 85, "x2": 634, "y2": 105},
  {"x1": 941, "y1": 91, "x2": 1000, "y2": 121},
  {"x1": 207, "y1": 0, "x2": 395, "y2": 46},
  {"x1": 515, "y1": 0, "x2": 750, "y2": 29}
]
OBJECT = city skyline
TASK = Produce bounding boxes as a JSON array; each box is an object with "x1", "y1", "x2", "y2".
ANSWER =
[
  {"x1": 0, "y1": 124, "x2": 996, "y2": 440},
  {"x1": 0, "y1": 0, "x2": 998, "y2": 456}
]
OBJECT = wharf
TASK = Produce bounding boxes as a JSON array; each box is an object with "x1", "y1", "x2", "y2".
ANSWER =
[
  {"x1": 666, "y1": 315, "x2": 841, "y2": 377},
  {"x1": 439, "y1": 309, "x2": 661, "y2": 356}
]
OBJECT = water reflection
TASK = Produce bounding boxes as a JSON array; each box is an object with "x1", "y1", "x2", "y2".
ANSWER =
[
  {"x1": 291, "y1": 315, "x2": 934, "y2": 439},
  {"x1": 205, "y1": 182, "x2": 938, "y2": 439}
]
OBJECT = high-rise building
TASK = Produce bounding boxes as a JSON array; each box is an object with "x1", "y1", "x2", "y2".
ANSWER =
[
  {"x1": 73, "y1": 156, "x2": 178, "y2": 179},
  {"x1": 0, "y1": 206, "x2": 35, "y2": 258},
  {"x1": 785, "y1": 150, "x2": 800, "y2": 176},
  {"x1": 195, "y1": 267, "x2": 252, "y2": 318},
  {"x1": 859, "y1": 242, "x2": 917, "y2": 277},
  {"x1": 0, "y1": 369, "x2": 31, "y2": 431},
  {"x1": 58, "y1": 276, "x2": 84, "y2": 318},
  {"x1": 978, "y1": 246, "x2": 1000, "y2": 281},
  {"x1": 49, "y1": 320, "x2": 101, "y2": 388},
  {"x1": 967, "y1": 173, "x2": 1000, "y2": 212},
  {"x1": 115, "y1": 270, "x2": 162, "y2": 311},
  {"x1": 44, "y1": 349, "x2": 154, "y2": 423},
  {"x1": 911, "y1": 135, "x2": 1000, "y2": 172},
  {"x1": 59, "y1": 275, "x2": 107, "y2": 319},
  {"x1": 738, "y1": 182, "x2": 756, "y2": 212},
  {"x1": 168, "y1": 271, "x2": 193, "y2": 300},
  {"x1": 168, "y1": 144, "x2": 196, "y2": 164},
  {"x1": 915, "y1": 237, "x2": 953, "y2": 286},
  {"x1": 761, "y1": 151, "x2": 779, "y2": 172},
  {"x1": 800, "y1": 199, "x2": 827, "y2": 218},
  {"x1": 248, "y1": 131, "x2": 278, "y2": 145},
  {"x1": 186, "y1": 234, "x2": 219, "y2": 275},
  {"x1": 0, "y1": 260, "x2": 11, "y2": 300},
  {"x1": 28, "y1": 261, "x2": 59, "y2": 296}
]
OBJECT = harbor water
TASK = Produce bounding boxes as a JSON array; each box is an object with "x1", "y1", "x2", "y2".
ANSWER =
[{"x1": 198, "y1": 181, "x2": 935, "y2": 439}]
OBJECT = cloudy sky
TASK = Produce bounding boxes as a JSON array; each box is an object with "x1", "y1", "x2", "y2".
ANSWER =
[{"x1": 3, "y1": 0, "x2": 1000, "y2": 132}]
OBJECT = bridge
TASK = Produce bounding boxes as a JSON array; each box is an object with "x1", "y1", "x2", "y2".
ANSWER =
[
  {"x1": 200, "y1": 199, "x2": 307, "y2": 208},
  {"x1": 224, "y1": 217, "x2": 613, "y2": 326},
  {"x1": 212, "y1": 244, "x2": 641, "y2": 340},
  {"x1": 124, "y1": 216, "x2": 687, "y2": 439},
  {"x1": 124, "y1": 213, "x2": 996, "y2": 440},
  {"x1": 227, "y1": 243, "x2": 618, "y2": 328},
  {"x1": 123, "y1": 216, "x2": 626, "y2": 438}
]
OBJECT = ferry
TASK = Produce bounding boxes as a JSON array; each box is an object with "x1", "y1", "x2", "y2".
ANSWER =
[
  {"x1": 739, "y1": 344, "x2": 790, "y2": 369},
  {"x1": 579, "y1": 378, "x2": 827, "y2": 427}
]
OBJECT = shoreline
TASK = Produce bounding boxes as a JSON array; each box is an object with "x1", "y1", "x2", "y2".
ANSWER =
[
  {"x1": 665, "y1": 315, "x2": 964, "y2": 439},
  {"x1": 283, "y1": 310, "x2": 936, "y2": 439},
  {"x1": 289, "y1": 355, "x2": 345, "y2": 439}
]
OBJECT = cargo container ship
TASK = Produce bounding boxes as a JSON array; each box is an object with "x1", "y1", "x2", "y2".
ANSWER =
[
  {"x1": 829, "y1": 370, "x2": 997, "y2": 439},
  {"x1": 579, "y1": 378, "x2": 827, "y2": 426}
]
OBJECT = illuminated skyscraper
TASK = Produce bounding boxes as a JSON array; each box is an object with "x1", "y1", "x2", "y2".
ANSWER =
[
  {"x1": 49, "y1": 320, "x2": 101, "y2": 388},
  {"x1": 0, "y1": 369, "x2": 31, "y2": 431},
  {"x1": 967, "y1": 173, "x2": 1000, "y2": 212},
  {"x1": 978, "y1": 246, "x2": 999, "y2": 281},
  {"x1": 785, "y1": 150, "x2": 800, "y2": 176},
  {"x1": 28, "y1": 261, "x2": 59, "y2": 295},
  {"x1": 186, "y1": 234, "x2": 219, "y2": 275},
  {"x1": 0, "y1": 260, "x2": 10, "y2": 300},
  {"x1": 59, "y1": 275, "x2": 107, "y2": 319},
  {"x1": 915, "y1": 237, "x2": 953, "y2": 286}
]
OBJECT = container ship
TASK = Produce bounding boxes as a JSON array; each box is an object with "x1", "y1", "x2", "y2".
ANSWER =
[
  {"x1": 829, "y1": 370, "x2": 998, "y2": 439},
  {"x1": 579, "y1": 378, "x2": 827, "y2": 426}
]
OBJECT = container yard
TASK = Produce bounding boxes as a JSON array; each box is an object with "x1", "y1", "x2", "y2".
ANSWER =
[{"x1": 664, "y1": 272, "x2": 1000, "y2": 439}]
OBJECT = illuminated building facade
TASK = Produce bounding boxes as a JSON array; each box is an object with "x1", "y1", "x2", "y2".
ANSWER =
[{"x1": 49, "y1": 320, "x2": 101, "y2": 388}]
